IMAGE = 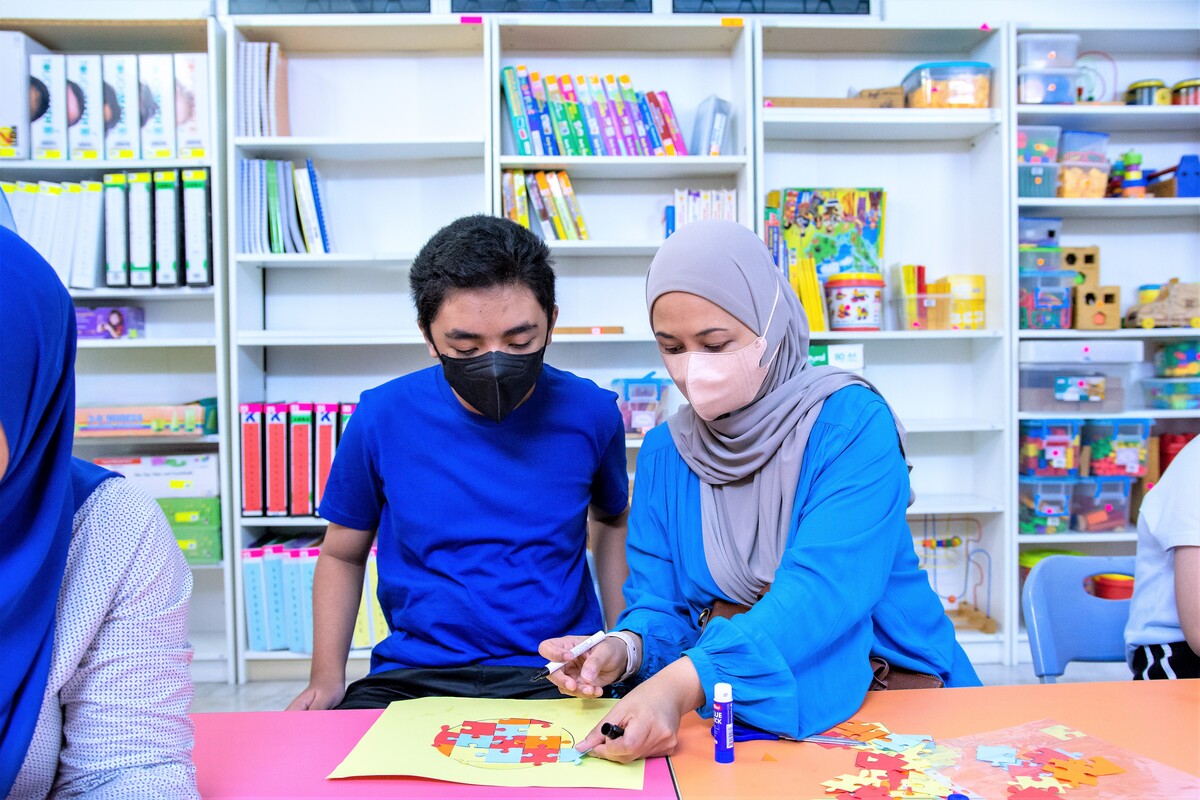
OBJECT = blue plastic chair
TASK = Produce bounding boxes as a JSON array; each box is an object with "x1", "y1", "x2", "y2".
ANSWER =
[{"x1": 1021, "y1": 555, "x2": 1135, "y2": 683}]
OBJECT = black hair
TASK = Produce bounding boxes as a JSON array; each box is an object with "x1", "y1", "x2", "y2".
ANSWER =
[
  {"x1": 29, "y1": 77, "x2": 49, "y2": 122},
  {"x1": 138, "y1": 82, "x2": 158, "y2": 128},
  {"x1": 410, "y1": 214, "x2": 555, "y2": 334},
  {"x1": 102, "y1": 81, "x2": 121, "y2": 131}
]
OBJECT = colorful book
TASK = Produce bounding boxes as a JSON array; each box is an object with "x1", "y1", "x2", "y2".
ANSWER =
[
  {"x1": 585, "y1": 75, "x2": 622, "y2": 156},
  {"x1": 657, "y1": 91, "x2": 689, "y2": 156},
  {"x1": 542, "y1": 77, "x2": 577, "y2": 157},
  {"x1": 265, "y1": 158, "x2": 283, "y2": 254},
  {"x1": 501, "y1": 169, "x2": 517, "y2": 222},
  {"x1": 644, "y1": 92, "x2": 676, "y2": 156},
  {"x1": 527, "y1": 71, "x2": 558, "y2": 157},
  {"x1": 339, "y1": 403, "x2": 356, "y2": 435},
  {"x1": 288, "y1": 402, "x2": 314, "y2": 517},
  {"x1": 512, "y1": 169, "x2": 530, "y2": 229},
  {"x1": 556, "y1": 171, "x2": 588, "y2": 240},
  {"x1": 307, "y1": 158, "x2": 331, "y2": 253},
  {"x1": 604, "y1": 74, "x2": 642, "y2": 156},
  {"x1": 515, "y1": 65, "x2": 549, "y2": 157},
  {"x1": 573, "y1": 75, "x2": 608, "y2": 156},
  {"x1": 240, "y1": 403, "x2": 264, "y2": 516},
  {"x1": 500, "y1": 65, "x2": 534, "y2": 157},
  {"x1": 264, "y1": 402, "x2": 288, "y2": 517},
  {"x1": 525, "y1": 171, "x2": 555, "y2": 239},
  {"x1": 534, "y1": 171, "x2": 568, "y2": 240},
  {"x1": 636, "y1": 92, "x2": 666, "y2": 156},
  {"x1": 557, "y1": 76, "x2": 592, "y2": 156},
  {"x1": 313, "y1": 403, "x2": 338, "y2": 514},
  {"x1": 544, "y1": 171, "x2": 579, "y2": 240},
  {"x1": 618, "y1": 75, "x2": 653, "y2": 156}
]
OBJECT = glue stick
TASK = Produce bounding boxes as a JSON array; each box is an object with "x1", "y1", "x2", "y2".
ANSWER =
[{"x1": 712, "y1": 682, "x2": 734, "y2": 764}]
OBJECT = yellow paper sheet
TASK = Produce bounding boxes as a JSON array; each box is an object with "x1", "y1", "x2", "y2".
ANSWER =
[{"x1": 327, "y1": 696, "x2": 646, "y2": 790}]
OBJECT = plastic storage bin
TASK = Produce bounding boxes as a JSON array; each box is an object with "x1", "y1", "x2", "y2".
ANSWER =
[
  {"x1": 1060, "y1": 129, "x2": 1109, "y2": 163},
  {"x1": 1071, "y1": 476, "x2": 1133, "y2": 532},
  {"x1": 892, "y1": 294, "x2": 969, "y2": 331},
  {"x1": 1018, "y1": 163, "x2": 1061, "y2": 198},
  {"x1": 1019, "y1": 365, "x2": 1133, "y2": 413},
  {"x1": 1058, "y1": 162, "x2": 1111, "y2": 198},
  {"x1": 456, "y1": 0, "x2": 649, "y2": 8},
  {"x1": 1018, "y1": 339, "x2": 1145, "y2": 365},
  {"x1": 1018, "y1": 216, "x2": 1062, "y2": 246},
  {"x1": 611, "y1": 373, "x2": 672, "y2": 434},
  {"x1": 1017, "y1": 125, "x2": 1061, "y2": 163},
  {"x1": 1018, "y1": 67, "x2": 1078, "y2": 104},
  {"x1": 902, "y1": 61, "x2": 992, "y2": 108},
  {"x1": 1019, "y1": 477, "x2": 1073, "y2": 535},
  {"x1": 1142, "y1": 377, "x2": 1200, "y2": 410},
  {"x1": 673, "y1": 0, "x2": 867, "y2": 10},
  {"x1": 1154, "y1": 340, "x2": 1200, "y2": 377},
  {"x1": 1020, "y1": 419, "x2": 1082, "y2": 476},
  {"x1": 1018, "y1": 247, "x2": 1063, "y2": 271},
  {"x1": 1082, "y1": 419, "x2": 1152, "y2": 477},
  {"x1": 1017, "y1": 33, "x2": 1081, "y2": 69},
  {"x1": 1019, "y1": 271, "x2": 1075, "y2": 329},
  {"x1": 230, "y1": 0, "x2": 429, "y2": 10}
]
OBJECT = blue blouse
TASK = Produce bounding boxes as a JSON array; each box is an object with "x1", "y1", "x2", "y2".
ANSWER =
[{"x1": 615, "y1": 385, "x2": 980, "y2": 738}]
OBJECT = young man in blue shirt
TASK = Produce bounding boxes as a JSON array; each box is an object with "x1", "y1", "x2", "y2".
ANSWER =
[{"x1": 287, "y1": 215, "x2": 630, "y2": 710}]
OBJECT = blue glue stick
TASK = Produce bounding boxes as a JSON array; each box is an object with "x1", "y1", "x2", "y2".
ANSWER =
[{"x1": 712, "y1": 682, "x2": 734, "y2": 764}]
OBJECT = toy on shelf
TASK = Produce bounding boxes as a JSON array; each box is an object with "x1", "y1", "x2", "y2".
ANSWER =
[
  {"x1": 1142, "y1": 377, "x2": 1200, "y2": 410},
  {"x1": 1074, "y1": 284, "x2": 1121, "y2": 330},
  {"x1": 1016, "y1": 125, "x2": 1060, "y2": 163},
  {"x1": 611, "y1": 373, "x2": 672, "y2": 435},
  {"x1": 911, "y1": 516, "x2": 997, "y2": 633},
  {"x1": 1019, "y1": 477, "x2": 1072, "y2": 535},
  {"x1": 1082, "y1": 419, "x2": 1152, "y2": 477},
  {"x1": 1119, "y1": 149, "x2": 1147, "y2": 198},
  {"x1": 1123, "y1": 278, "x2": 1200, "y2": 328},
  {"x1": 1063, "y1": 246, "x2": 1099, "y2": 287},
  {"x1": 1019, "y1": 270, "x2": 1074, "y2": 329},
  {"x1": 1154, "y1": 340, "x2": 1200, "y2": 377},
  {"x1": 1125, "y1": 79, "x2": 1171, "y2": 105},
  {"x1": 1147, "y1": 155, "x2": 1200, "y2": 198},
  {"x1": 1060, "y1": 162, "x2": 1110, "y2": 198},
  {"x1": 1019, "y1": 419, "x2": 1081, "y2": 477},
  {"x1": 1173, "y1": 79, "x2": 1200, "y2": 105},
  {"x1": 1071, "y1": 476, "x2": 1133, "y2": 532}
]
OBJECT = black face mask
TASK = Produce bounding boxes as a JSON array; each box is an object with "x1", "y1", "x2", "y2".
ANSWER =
[{"x1": 439, "y1": 346, "x2": 546, "y2": 423}]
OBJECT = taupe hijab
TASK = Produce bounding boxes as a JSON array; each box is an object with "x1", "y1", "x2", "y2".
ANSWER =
[{"x1": 646, "y1": 221, "x2": 912, "y2": 606}]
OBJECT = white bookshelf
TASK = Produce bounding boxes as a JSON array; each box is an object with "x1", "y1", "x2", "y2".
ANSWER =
[
  {"x1": 1010, "y1": 25, "x2": 1200, "y2": 662},
  {"x1": 0, "y1": 16, "x2": 237, "y2": 684},
  {"x1": 225, "y1": 14, "x2": 492, "y2": 682}
]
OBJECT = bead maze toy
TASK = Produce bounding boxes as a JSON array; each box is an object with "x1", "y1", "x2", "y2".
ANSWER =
[{"x1": 911, "y1": 516, "x2": 997, "y2": 633}]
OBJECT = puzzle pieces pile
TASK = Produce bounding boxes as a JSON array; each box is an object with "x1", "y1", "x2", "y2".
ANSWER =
[
  {"x1": 432, "y1": 718, "x2": 586, "y2": 766},
  {"x1": 811, "y1": 721, "x2": 1127, "y2": 800}
]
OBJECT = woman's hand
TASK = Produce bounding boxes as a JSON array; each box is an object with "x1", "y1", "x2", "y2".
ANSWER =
[
  {"x1": 574, "y1": 656, "x2": 705, "y2": 763},
  {"x1": 537, "y1": 635, "x2": 629, "y2": 698}
]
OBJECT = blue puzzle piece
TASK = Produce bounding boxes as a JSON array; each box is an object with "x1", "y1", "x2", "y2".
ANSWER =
[
  {"x1": 874, "y1": 734, "x2": 933, "y2": 753},
  {"x1": 558, "y1": 747, "x2": 585, "y2": 764},
  {"x1": 480, "y1": 746, "x2": 524, "y2": 764},
  {"x1": 495, "y1": 724, "x2": 529, "y2": 739},
  {"x1": 453, "y1": 733, "x2": 495, "y2": 750},
  {"x1": 976, "y1": 745, "x2": 1020, "y2": 767}
]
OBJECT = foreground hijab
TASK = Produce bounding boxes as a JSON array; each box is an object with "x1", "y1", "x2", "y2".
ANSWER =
[
  {"x1": 0, "y1": 227, "x2": 108, "y2": 794},
  {"x1": 645, "y1": 221, "x2": 911, "y2": 606}
]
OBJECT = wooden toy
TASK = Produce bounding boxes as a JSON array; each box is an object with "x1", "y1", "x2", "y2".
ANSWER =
[
  {"x1": 1074, "y1": 285, "x2": 1121, "y2": 330},
  {"x1": 1062, "y1": 246, "x2": 1099, "y2": 286},
  {"x1": 1123, "y1": 278, "x2": 1200, "y2": 328}
]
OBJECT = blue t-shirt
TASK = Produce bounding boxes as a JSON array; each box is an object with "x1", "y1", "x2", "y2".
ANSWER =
[{"x1": 319, "y1": 363, "x2": 629, "y2": 673}]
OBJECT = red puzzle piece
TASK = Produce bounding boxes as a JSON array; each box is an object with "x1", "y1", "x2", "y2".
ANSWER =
[
  {"x1": 489, "y1": 736, "x2": 526, "y2": 752},
  {"x1": 459, "y1": 720, "x2": 497, "y2": 737},
  {"x1": 432, "y1": 725, "x2": 459, "y2": 757},
  {"x1": 855, "y1": 752, "x2": 906, "y2": 772},
  {"x1": 521, "y1": 746, "x2": 560, "y2": 765},
  {"x1": 848, "y1": 787, "x2": 891, "y2": 800},
  {"x1": 885, "y1": 769, "x2": 909, "y2": 789}
]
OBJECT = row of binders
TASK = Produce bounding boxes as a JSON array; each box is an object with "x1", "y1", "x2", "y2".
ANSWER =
[
  {"x1": 234, "y1": 40, "x2": 289, "y2": 138},
  {"x1": 238, "y1": 158, "x2": 332, "y2": 255},
  {"x1": 239, "y1": 402, "x2": 354, "y2": 518},
  {"x1": 2, "y1": 169, "x2": 212, "y2": 289},
  {"x1": 1, "y1": 33, "x2": 209, "y2": 161},
  {"x1": 242, "y1": 538, "x2": 387, "y2": 655},
  {"x1": 665, "y1": 187, "x2": 738, "y2": 236},
  {"x1": 501, "y1": 168, "x2": 589, "y2": 240},
  {"x1": 501, "y1": 66, "x2": 732, "y2": 158}
]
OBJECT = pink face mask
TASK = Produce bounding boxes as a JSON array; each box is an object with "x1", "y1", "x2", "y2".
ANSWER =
[{"x1": 661, "y1": 288, "x2": 780, "y2": 421}]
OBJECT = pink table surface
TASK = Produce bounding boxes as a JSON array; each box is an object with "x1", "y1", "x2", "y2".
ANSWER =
[{"x1": 192, "y1": 709, "x2": 679, "y2": 799}]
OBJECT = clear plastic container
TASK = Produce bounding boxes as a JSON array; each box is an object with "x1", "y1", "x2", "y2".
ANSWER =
[
  {"x1": 1019, "y1": 271, "x2": 1075, "y2": 330},
  {"x1": 902, "y1": 61, "x2": 992, "y2": 108},
  {"x1": 892, "y1": 294, "x2": 972, "y2": 330},
  {"x1": 1071, "y1": 476, "x2": 1133, "y2": 532},
  {"x1": 611, "y1": 374, "x2": 673, "y2": 434},
  {"x1": 1059, "y1": 162, "x2": 1111, "y2": 198},
  {"x1": 1142, "y1": 377, "x2": 1200, "y2": 410},
  {"x1": 1019, "y1": 364, "x2": 1132, "y2": 413},
  {"x1": 1020, "y1": 419, "x2": 1082, "y2": 477},
  {"x1": 1019, "y1": 477, "x2": 1073, "y2": 535},
  {"x1": 1018, "y1": 163, "x2": 1061, "y2": 197},
  {"x1": 1018, "y1": 216, "x2": 1062, "y2": 246},
  {"x1": 1082, "y1": 419, "x2": 1152, "y2": 478},
  {"x1": 1018, "y1": 247, "x2": 1063, "y2": 271},
  {"x1": 1060, "y1": 129, "x2": 1110, "y2": 163},
  {"x1": 1154, "y1": 340, "x2": 1200, "y2": 377},
  {"x1": 1018, "y1": 339, "x2": 1145, "y2": 365},
  {"x1": 1018, "y1": 67, "x2": 1078, "y2": 105},
  {"x1": 1017, "y1": 124, "x2": 1061, "y2": 163},
  {"x1": 1017, "y1": 33, "x2": 1082, "y2": 69}
]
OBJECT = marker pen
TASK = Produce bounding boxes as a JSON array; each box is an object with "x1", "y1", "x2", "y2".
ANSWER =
[
  {"x1": 713, "y1": 682, "x2": 734, "y2": 764},
  {"x1": 530, "y1": 630, "x2": 606, "y2": 682}
]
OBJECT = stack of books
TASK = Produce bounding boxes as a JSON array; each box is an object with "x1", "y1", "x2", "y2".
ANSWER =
[
  {"x1": 502, "y1": 168, "x2": 589, "y2": 241},
  {"x1": 235, "y1": 40, "x2": 290, "y2": 138},
  {"x1": 501, "y1": 66, "x2": 698, "y2": 158},
  {"x1": 238, "y1": 158, "x2": 331, "y2": 255},
  {"x1": 666, "y1": 187, "x2": 738, "y2": 235}
]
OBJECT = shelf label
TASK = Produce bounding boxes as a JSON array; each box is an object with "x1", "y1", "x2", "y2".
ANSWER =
[
  {"x1": 721, "y1": 17, "x2": 744, "y2": 27},
  {"x1": 1054, "y1": 375, "x2": 1106, "y2": 402}
]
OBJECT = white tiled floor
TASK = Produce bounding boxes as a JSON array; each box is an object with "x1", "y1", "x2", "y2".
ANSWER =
[{"x1": 189, "y1": 662, "x2": 1134, "y2": 713}]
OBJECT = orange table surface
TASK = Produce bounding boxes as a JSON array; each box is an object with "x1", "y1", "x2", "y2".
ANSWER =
[{"x1": 670, "y1": 680, "x2": 1200, "y2": 800}]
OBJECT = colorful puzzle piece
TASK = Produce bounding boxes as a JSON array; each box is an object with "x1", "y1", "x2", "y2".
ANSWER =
[
  {"x1": 480, "y1": 746, "x2": 524, "y2": 764},
  {"x1": 834, "y1": 721, "x2": 889, "y2": 742},
  {"x1": 520, "y1": 746, "x2": 560, "y2": 766},
  {"x1": 1022, "y1": 747, "x2": 1069, "y2": 766},
  {"x1": 494, "y1": 724, "x2": 529, "y2": 739},
  {"x1": 1047, "y1": 758, "x2": 1099, "y2": 788},
  {"x1": 1013, "y1": 774, "x2": 1067, "y2": 792},
  {"x1": 977, "y1": 745, "x2": 1021, "y2": 767},
  {"x1": 557, "y1": 747, "x2": 585, "y2": 764},
  {"x1": 1007, "y1": 764, "x2": 1046, "y2": 778},
  {"x1": 488, "y1": 736, "x2": 525, "y2": 752},
  {"x1": 451, "y1": 733, "x2": 494, "y2": 750},
  {"x1": 459, "y1": 720, "x2": 497, "y2": 737},
  {"x1": 854, "y1": 751, "x2": 906, "y2": 772},
  {"x1": 1084, "y1": 755, "x2": 1125, "y2": 777},
  {"x1": 525, "y1": 735, "x2": 562, "y2": 750},
  {"x1": 1040, "y1": 724, "x2": 1085, "y2": 741},
  {"x1": 874, "y1": 733, "x2": 933, "y2": 753}
]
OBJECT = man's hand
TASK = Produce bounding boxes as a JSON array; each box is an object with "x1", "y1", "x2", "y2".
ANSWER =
[
  {"x1": 537, "y1": 635, "x2": 629, "y2": 698},
  {"x1": 285, "y1": 680, "x2": 345, "y2": 711}
]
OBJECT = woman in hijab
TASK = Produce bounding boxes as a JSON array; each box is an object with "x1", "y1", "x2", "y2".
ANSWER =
[
  {"x1": 0, "y1": 226, "x2": 198, "y2": 798},
  {"x1": 541, "y1": 221, "x2": 979, "y2": 762}
]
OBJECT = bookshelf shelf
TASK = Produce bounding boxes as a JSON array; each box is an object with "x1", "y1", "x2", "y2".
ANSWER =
[
  {"x1": 498, "y1": 155, "x2": 749, "y2": 180},
  {"x1": 0, "y1": 158, "x2": 212, "y2": 174},
  {"x1": 1017, "y1": 329, "x2": 1200, "y2": 340},
  {"x1": 77, "y1": 337, "x2": 218, "y2": 349},
  {"x1": 235, "y1": 253, "x2": 416, "y2": 268},
  {"x1": 231, "y1": 15, "x2": 485, "y2": 53},
  {"x1": 1015, "y1": 104, "x2": 1200, "y2": 132},
  {"x1": 69, "y1": 287, "x2": 216, "y2": 301},
  {"x1": 907, "y1": 494, "x2": 1004, "y2": 516},
  {"x1": 1018, "y1": 410, "x2": 1200, "y2": 421},
  {"x1": 72, "y1": 434, "x2": 221, "y2": 447},
  {"x1": 762, "y1": 108, "x2": 1000, "y2": 142},
  {"x1": 904, "y1": 418, "x2": 1005, "y2": 433},
  {"x1": 548, "y1": 241, "x2": 663, "y2": 257},
  {"x1": 237, "y1": 331, "x2": 424, "y2": 346},
  {"x1": 810, "y1": 330, "x2": 1004, "y2": 342},
  {"x1": 1016, "y1": 198, "x2": 1200, "y2": 218},
  {"x1": 233, "y1": 137, "x2": 486, "y2": 162},
  {"x1": 241, "y1": 517, "x2": 327, "y2": 528},
  {"x1": 1018, "y1": 533, "x2": 1140, "y2": 545}
]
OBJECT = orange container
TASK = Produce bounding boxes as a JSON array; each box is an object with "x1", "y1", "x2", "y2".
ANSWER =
[{"x1": 1091, "y1": 573, "x2": 1134, "y2": 600}]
